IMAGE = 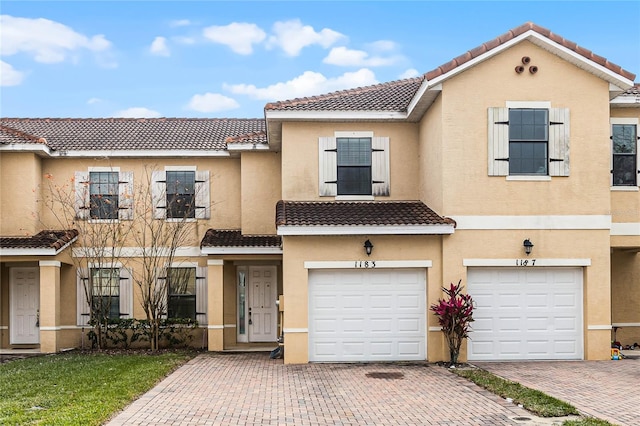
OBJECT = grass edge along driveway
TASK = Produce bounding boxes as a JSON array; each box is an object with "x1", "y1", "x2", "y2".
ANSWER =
[{"x1": 0, "y1": 351, "x2": 194, "y2": 425}]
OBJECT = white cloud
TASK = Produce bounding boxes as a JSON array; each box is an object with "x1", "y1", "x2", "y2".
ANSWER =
[
  {"x1": 203, "y1": 22, "x2": 266, "y2": 55},
  {"x1": 267, "y1": 19, "x2": 344, "y2": 56},
  {"x1": 323, "y1": 46, "x2": 400, "y2": 67},
  {"x1": 170, "y1": 19, "x2": 191, "y2": 28},
  {"x1": 0, "y1": 15, "x2": 114, "y2": 66},
  {"x1": 399, "y1": 68, "x2": 420, "y2": 79},
  {"x1": 0, "y1": 60, "x2": 24, "y2": 86},
  {"x1": 173, "y1": 36, "x2": 196, "y2": 45},
  {"x1": 367, "y1": 40, "x2": 397, "y2": 52},
  {"x1": 87, "y1": 97, "x2": 103, "y2": 105},
  {"x1": 112, "y1": 107, "x2": 162, "y2": 118},
  {"x1": 224, "y1": 69, "x2": 378, "y2": 101},
  {"x1": 150, "y1": 36, "x2": 170, "y2": 56},
  {"x1": 186, "y1": 93, "x2": 240, "y2": 113}
]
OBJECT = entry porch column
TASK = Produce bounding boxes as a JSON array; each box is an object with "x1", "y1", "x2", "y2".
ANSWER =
[
  {"x1": 207, "y1": 259, "x2": 224, "y2": 351},
  {"x1": 39, "y1": 260, "x2": 61, "y2": 353}
]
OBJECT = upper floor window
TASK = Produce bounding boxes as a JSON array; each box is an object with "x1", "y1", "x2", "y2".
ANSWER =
[
  {"x1": 74, "y1": 169, "x2": 133, "y2": 220},
  {"x1": 509, "y1": 109, "x2": 548, "y2": 175},
  {"x1": 152, "y1": 168, "x2": 210, "y2": 220},
  {"x1": 488, "y1": 105, "x2": 570, "y2": 178},
  {"x1": 611, "y1": 122, "x2": 638, "y2": 187},
  {"x1": 166, "y1": 171, "x2": 196, "y2": 218},
  {"x1": 319, "y1": 134, "x2": 390, "y2": 197}
]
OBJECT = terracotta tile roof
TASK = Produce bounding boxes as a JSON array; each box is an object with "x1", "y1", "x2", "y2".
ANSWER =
[
  {"x1": 0, "y1": 118, "x2": 265, "y2": 152},
  {"x1": 225, "y1": 130, "x2": 268, "y2": 145},
  {"x1": 200, "y1": 229, "x2": 281, "y2": 248},
  {"x1": 619, "y1": 84, "x2": 640, "y2": 96},
  {"x1": 265, "y1": 22, "x2": 635, "y2": 113},
  {"x1": 0, "y1": 229, "x2": 78, "y2": 251},
  {"x1": 275, "y1": 200, "x2": 455, "y2": 227},
  {"x1": 425, "y1": 22, "x2": 635, "y2": 82},
  {"x1": 264, "y1": 77, "x2": 423, "y2": 112}
]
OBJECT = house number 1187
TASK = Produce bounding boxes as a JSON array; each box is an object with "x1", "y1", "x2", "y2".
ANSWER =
[
  {"x1": 355, "y1": 261, "x2": 376, "y2": 268},
  {"x1": 516, "y1": 259, "x2": 536, "y2": 266}
]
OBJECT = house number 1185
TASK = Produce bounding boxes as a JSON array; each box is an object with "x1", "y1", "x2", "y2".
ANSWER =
[
  {"x1": 516, "y1": 259, "x2": 536, "y2": 266},
  {"x1": 355, "y1": 261, "x2": 376, "y2": 268}
]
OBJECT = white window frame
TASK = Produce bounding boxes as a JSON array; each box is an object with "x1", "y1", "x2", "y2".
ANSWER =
[
  {"x1": 319, "y1": 131, "x2": 390, "y2": 198},
  {"x1": 77, "y1": 263, "x2": 133, "y2": 326},
  {"x1": 610, "y1": 117, "x2": 639, "y2": 190},
  {"x1": 152, "y1": 166, "x2": 210, "y2": 220},
  {"x1": 162, "y1": 262, "x2": 208, "y2": 324},
  {"x1": 488, "y1": 102, "x2": 570, "y2": 179}
]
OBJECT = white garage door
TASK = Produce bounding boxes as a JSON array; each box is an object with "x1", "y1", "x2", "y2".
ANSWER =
[
  {"x1": 467, "y1": 267, "x2": 583, "y2": 361},
  {"x1": 308, "y1": 268, "x2": 426, "y2": 362}
]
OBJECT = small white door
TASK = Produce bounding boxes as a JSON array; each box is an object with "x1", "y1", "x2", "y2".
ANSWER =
[
  {"x1": 10, "y1": 267, "x2": 40, "y2": 344},
  {"x1": 248, "y1": 266, "x2": 277, "y2": 342}
]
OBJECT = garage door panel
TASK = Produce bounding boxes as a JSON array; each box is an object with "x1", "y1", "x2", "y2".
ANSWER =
[
  {"x1": 309, "y1": 268, "x2": 426, "y2": 362},
  {"x1": 468, "y1": 267, "x2": 583, "y2": 361}
]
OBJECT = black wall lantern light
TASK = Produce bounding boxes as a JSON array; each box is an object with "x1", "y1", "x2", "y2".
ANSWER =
[
  {"x1": 523, "y1": 239, "x2": 534, "y2": 256},
  {"x1": 364, "y1": 239, "x2": 374, "y2": 256}
]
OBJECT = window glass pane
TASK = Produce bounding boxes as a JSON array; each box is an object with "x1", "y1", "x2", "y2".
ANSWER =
[
  {"x1": 337, "y1": 138, "x2": 371, "y2": 166},
  {"x1": 613, "y1": 154, "x2": 637, "y2": 186},
  {"x1": 337, "y1": 167, "x2": 372, "y2": 195},
  {"x1": 168, "y1": 268, "x2": 196, "y2": 320},
  {"x1": 509, "y1": 109, "x2": 548, "y2": 141},
  {"x1": 166, "y1": 171, "x2": 196, "y2": 218},
  {"x1": 509, "y1": 142, "x2": 548, "y2": 175},
  {"x1": 89, "y1": 172, "x2": 119, "y2": 219},
  {"x1": 238, "y1": 271, "x2": 246, "y2": 335},
  {"x1": 613, "y1": 125, "x2": 637, "y2": 154}
]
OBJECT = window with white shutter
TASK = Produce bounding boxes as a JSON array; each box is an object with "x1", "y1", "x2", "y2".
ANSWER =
[
  {"x1": 152, "y1": 168, "x2": 210, "y2": 219},
  {"x1": 74, "y1": 169, "x2": 134, "y2": 220},
  {"x1": 488, "y1": 106, "x2": 570, "y2": 177},
  {"x1": 318, "y1": 135, "x2": 390, "y2": 196},
  {"x1": 77, "y1": 266, "x2": 132, "y2": 325}
]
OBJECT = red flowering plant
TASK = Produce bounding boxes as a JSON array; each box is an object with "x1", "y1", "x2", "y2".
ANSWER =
[{"x1": 430, "y1": 280, "x2": 474, "y2": 365}]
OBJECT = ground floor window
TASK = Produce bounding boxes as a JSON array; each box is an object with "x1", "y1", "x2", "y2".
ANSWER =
[
  {"x1": 167, "y1": 267, "x2": 196, "y2": 320},
  {"x1": 91, "y1": 268, "x2": 120, "y2": 320}
]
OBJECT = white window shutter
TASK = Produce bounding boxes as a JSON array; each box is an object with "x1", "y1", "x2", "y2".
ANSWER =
[
  {"x1": 152, "y1": 170, "x2": 166, "y2": 219},
  {"x1": 488, "y1": 107, "x2": 509, "y2": 176},
  {"x1": 196, "y1": 266, "x2": 207, "y2": 325},
  {"x1": 319, "y1": 137, "x2": 337, "y2": 196},
  {"x1": 549, "y1": 108, "x2": 570, "y2": 177},
  {"x1": 195, "y1": 170, "x2": 210, "y2": 219},
  {"x1": 119, "y1": 268, "x2": 133, "y2": 319},
  {"x1": 118, "y1": 171, "x2": 134, "y2": 221},
  {"x1": 372, "y1": 137, "x2": 390, "y2": 196},
  {"x1": 77, "y1": 267, "x2": 91, "y2": 326},
  {"x1": 74, "y1": 171, "x2": 90, "y2": 220}
]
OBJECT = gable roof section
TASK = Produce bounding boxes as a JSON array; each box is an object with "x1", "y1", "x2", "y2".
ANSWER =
[
  {"x1": 225, "y1": 130, "x2": 270, "y2": 151},
  {"x1": 265, "y1": 22, "x2": 635, "y2": 123},
  {"x1": 0, "y1": 118, "x2": 266, "y2": 157},
  {"x1": 0, "y1": 229, "x2": 78, "y2": 256},
  {"x1": 276, "y1": 200, "x2": 455, "y2": 235},
  {"x1": 200, "y1": 229, "x2": 282, "y2": 254}
]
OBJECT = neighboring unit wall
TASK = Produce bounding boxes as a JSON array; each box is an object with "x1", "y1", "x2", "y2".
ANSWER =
[
  {"x1": 611, "y1": 251, "x2": 640, "y2": 345},
  {"x1": 0, "y1": 152, "x2": 42, "y2": 235},
  {"x1": 240, "y1": 151, "x2": 282, "y2": 235},
  {"x1": 280, "y1": 121, "x2": 420, "y2": 201},
  {"x1": 418, "y1": 94, "x2": 444, "y2": 213}
]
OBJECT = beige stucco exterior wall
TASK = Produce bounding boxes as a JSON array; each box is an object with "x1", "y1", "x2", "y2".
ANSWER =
[
  {"x1": 0, "y1": 152, "x2": 42, "y2": 235},
  {"x1": 281, "y1": 234, "x2": 443, "y2": 364},
  {"x1": 280, "y1": 122, "x2": 420, "y2": 201},
  {"x1": 419, "y1": 94, "x2": 444, "y2": 213},
  {"x1": 240, "y1": 151, "x2": 282, "y2": 235},
  {"x1": 438, "y1": 41, "x2": 612, "y2": 217}
]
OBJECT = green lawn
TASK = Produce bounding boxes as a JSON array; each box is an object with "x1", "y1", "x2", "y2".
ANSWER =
[{"x1": 0, "y1": 351, "x2": 194, "y2": 425}]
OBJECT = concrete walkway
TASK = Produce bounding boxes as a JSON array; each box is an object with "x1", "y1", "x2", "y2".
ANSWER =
[
  {"x1": 477, "y1": 359, "x2": 640, "y2": 426},
  {"x1": 107, "y1": 353, "x2": 547, "y2": 426}
]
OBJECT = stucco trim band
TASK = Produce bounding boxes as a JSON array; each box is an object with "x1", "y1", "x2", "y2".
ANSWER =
[
  {"x1": 587, "y1": 325, "x2": 612, "y2": 330},
  {"x1": 610, "y1": 223, "x2": 640, "y2": 236},
  {"x1": 283, "y1": 328, "x2": 309, "y2": 333},
  {"x1": 304, "y1": 260, "x2": 433, "y2": 269},
  {"x1": 463, "y1": 259, "x2": 591, "y2": 267},
  {"x1": 452, "y1": 215, "x2": 610, "y2": 230}
]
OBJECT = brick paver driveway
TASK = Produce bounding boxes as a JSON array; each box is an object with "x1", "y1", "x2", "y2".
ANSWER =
[
  {"x1": 477, "y1": 359, "x2": 640, "y2": 426},
  {"x1": 107, "y1": 353, "x2": 541, "y2": 426}
]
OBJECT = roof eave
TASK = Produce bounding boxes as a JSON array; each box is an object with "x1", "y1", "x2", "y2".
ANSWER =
[
  {"x1": 264, "y1": 110, "x2": 408, "y2": 121},
  {"x1": 277, "y1": 224, "x2": 455, "y2": 236},
  {"x1": 0, "y1": 235, "x2": 77, "y2": 257},
  {"x1": 200, "y1": 247, "x2": 283, "y2": 255}
]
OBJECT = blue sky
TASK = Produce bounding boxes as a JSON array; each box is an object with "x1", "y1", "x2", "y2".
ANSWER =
[{"x1": 1, "y1": 1, "x2": 639, "y2": 118}]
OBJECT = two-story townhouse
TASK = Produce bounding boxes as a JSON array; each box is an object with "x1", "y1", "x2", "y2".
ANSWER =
[{"x1": 1, "y1": 22, "x2": 638, "y2": 364}]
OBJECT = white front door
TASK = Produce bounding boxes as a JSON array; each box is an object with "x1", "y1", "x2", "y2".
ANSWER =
[
  {"x1": 248, "y1": 266, "x2": 277, "y2": 342},
  {"x1": 10, "y1": 267, "x2": 40, "y2": 344}
]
